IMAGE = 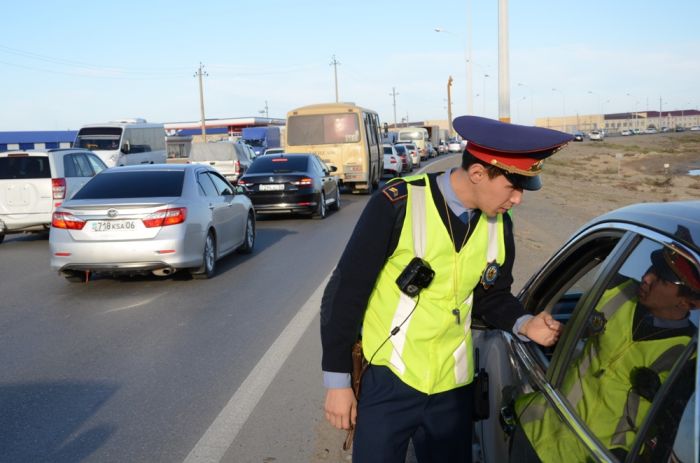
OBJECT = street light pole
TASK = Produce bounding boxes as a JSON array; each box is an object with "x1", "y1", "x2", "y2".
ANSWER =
[
  {"x1": 447, "y1": 76, "x2": 454, "y2": 137},
  {"x1": 389, "y1": 87, "x2": 399, "y2": 127},
  {"x1": 497, "y1": 0, "x2": 510, "y2": 123}
]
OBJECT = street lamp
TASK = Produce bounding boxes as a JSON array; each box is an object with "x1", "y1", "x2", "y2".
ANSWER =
[{"x1": 434, "y1": 27, "x2": 472, "y2": 115}]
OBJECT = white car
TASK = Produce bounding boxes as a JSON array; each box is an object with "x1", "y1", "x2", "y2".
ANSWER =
[
  {"x1": 0, "y1": 149, "x2": 107, "y2": 244},
  {"x1": 588, "y1": 130, "x2": 604, "y2": 141},
  {"x1": 447, "y1": 139, "x2": 462, "y2": 153},
  {"x1": 382, "y1": 144, "x2": 402, "y2": 178}
]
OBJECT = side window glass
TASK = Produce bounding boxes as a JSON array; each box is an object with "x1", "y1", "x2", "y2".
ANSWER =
[
  {"x1": 63, "y1": 154, "x2": 78, "y2": 177},
  {"x1": 514, "y1": 236, "x2": 699, "y2": 462},
  {"x1": 86, "y1": 154, "x2": 106, "y2": 175},
  {"x1": 208, "y1": 172, "x2": 233, "y2": 196},
  {"x1": 74, "y1": 153, "x2": 94, "y2": 177},
  {"x1": 197, "y1": 171, "x2": 218, "y2": 197}
]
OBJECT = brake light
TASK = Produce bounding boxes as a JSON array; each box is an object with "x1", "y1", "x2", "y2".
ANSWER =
[
  {"x1": 52, "y1": 212, "x2": 86, "y2": 230},
  {"x1": 52, "y1": 178, "x2": 66, "y2": 200},
  {"x1": 238, "y1": 179, "x2": 252, "y2": 187},
  {"x1": 142, "y1": 208, "x2": 187, "y2": 228},
  {"x1": 234, "y1": 160, "x2": 241, "y2": 174},
  {"x1": 291, "y1": 177, "x2": 313, "y2": 186}
]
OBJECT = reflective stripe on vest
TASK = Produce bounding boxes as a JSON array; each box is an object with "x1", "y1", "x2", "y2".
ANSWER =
[{"x1": 361, "y1": 174, "x2": 506, "y2": 394}]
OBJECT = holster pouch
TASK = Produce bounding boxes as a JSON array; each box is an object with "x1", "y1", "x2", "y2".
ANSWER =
[
  {"x1": 472, "y1": 368, "x2": 490, "y2": 421},
  {"x1": 343, "y1": 340, "x2": 368, "y2": 451}
]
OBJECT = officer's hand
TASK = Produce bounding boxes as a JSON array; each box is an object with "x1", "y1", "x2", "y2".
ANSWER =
[
  {"x1": 520, "y1": 311, "x2": 562, "y2": 346},
  {"x1": 324, "y1": 387, "x2": 357, "y2": 430}
]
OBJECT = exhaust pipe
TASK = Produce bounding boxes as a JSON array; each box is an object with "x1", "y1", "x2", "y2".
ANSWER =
[{"x1": 152, "y1": 268, "x2": 174, "y2": 277}]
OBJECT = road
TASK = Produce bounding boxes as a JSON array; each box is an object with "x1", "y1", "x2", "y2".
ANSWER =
[{"x1": 0, "y1": 152, "x2": 589, "y2": 463}]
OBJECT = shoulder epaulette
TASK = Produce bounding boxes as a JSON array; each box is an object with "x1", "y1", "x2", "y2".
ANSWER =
[{"x1": 381, "y1": 179, "x2": 408, "y2": 203}]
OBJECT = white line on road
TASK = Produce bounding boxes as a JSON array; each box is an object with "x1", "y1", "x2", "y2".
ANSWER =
[{"x1": 183, "y1": 274, "x2": 330, "y2": 463}]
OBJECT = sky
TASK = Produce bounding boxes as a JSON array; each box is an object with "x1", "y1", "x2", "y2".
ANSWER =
[{"x1": 2, "y1": 0, "x2": 699, "y2": 131}]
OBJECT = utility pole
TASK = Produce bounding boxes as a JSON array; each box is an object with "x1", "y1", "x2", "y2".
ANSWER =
[
  {"x1": 259, "y1": 100, "x2": 269, "y2": 118},
  {"x1": 498, "y1": 0, "x2": 510, "y2": 123},
  {"x1": 389, "y1": 87, "x2": 399, "y2": 127},
  {"x1": 447, "y1": 76, "x2": 454, "y2": 137},
  {"x1": 194, "y1": 63, "x2": 208, "y2": 142},
  {"x1": 330, "y1": 55, "x2": 341, "y2": 103}
]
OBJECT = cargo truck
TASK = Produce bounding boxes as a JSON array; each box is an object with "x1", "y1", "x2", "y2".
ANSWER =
[{"x1": 240, "y1": 126, "x2": 282, "y2": 157}]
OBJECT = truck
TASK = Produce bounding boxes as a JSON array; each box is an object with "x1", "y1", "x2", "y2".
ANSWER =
[{"x1": 240, "y1": 126, "x2": 282, "y2": 157}]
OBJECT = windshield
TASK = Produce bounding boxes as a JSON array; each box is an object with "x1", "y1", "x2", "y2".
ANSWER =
[
  {"x1": 243, "y1": 139, "x2": 264, "y2": 147},
  {"x1": 74, "y1": 127, "x2": 122, "y2": 151},
  {"x1": 247, "y1": 156, "x2": 309, "y2": 174},
  {"x1": 398, "y1": 131, "x2": 424, "y2": 141},
  {"x1": 287, "y1": 113, "x2": 360, "y2": 145},
  {"x1": 73, "y1": 171, "x2": 184, "y2": 199}
]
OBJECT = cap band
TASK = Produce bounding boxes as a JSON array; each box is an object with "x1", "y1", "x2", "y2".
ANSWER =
[{"x1": 466, "y1": 142, "x2": 544, "y2": 176}]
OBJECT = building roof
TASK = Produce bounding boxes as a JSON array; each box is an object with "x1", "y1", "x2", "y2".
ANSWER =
[
  {"x1": 605, "y1": 109, "x2": 700, "y2": 120},
  {"x1": 0, "y1": 130, "x2": 77, "y2": 144}
]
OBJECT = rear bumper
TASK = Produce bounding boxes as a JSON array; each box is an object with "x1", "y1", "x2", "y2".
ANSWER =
[
  {"x1": 250, "y1": 191, "x2": 318, "y2": 214},
  {"x1": 0, "y1": 213, "x2": 51, "y2": 232}
]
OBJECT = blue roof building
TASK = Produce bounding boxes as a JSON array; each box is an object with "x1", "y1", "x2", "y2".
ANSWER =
[{"x1": 0, "y1": 130, "x2": 77, "y2": 152}]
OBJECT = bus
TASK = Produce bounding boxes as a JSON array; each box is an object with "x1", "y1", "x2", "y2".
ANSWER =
[
  {"x1": 396, "y1": 127, "x2": 429, "y2": 160},
  {"x1": 74, "y1": 119, "x2": 166, "y2": 167},
  {"x1": 286, "y1": 103, "x2": 382, "y2": 194}
]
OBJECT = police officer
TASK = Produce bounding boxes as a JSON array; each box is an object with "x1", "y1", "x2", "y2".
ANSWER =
[
  {"x1": 514, "y1": 243, "x2": 700, "y2": 462},
  {"x1": 321, "y1": 116, "x2": 573, "y2": 462}
]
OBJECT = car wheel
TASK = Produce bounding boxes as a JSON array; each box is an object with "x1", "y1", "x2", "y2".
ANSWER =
[
  {"x1": 192, "y1": 232, "x2": 216, "y2": 279},
  {"x1": 64, "y1": 270, "x2": 87, "y2": 283},
  {"x1": 314, "y1": 192, "x2": 327, "y2": 219},
  {"x1": 330, "y1": 186, "x2": 341, "y2": 211},
  {"x1": 237, "y1": 212, "x2": 255, "y2": 254}
]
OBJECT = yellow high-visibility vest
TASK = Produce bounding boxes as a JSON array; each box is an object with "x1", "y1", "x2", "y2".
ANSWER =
[{"x1": 362, "y1": 174, "x2": 505, "y2": 394}]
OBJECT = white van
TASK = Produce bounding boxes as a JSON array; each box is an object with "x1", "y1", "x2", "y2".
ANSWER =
[
  {"x1": 396, "y1": 127, "x2": 429, "y2": 160},
  {"x1": 73, "y1": 118, "x2": 166, "y2": 167}
]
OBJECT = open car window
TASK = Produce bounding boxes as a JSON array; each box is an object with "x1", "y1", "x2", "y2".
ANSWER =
[{"x1": 513, "y1": 232, "x2": 699, "y2": 462}]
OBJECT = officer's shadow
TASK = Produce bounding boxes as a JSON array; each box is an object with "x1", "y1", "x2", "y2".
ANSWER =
[{"x1": 0, "y1": 381, "x2": 117, "y2": 462}]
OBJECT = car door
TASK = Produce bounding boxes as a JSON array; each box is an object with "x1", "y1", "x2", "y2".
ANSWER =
[
  {"x1": 207, "y1": 171, "x2": 246, "y2": 252},
  {"x1": 61, "y1": 152, "x2": 105, "y2": 200},
  {"x1": 197, "y1": 170, "x2": 234, "y2": 255},
  {"x1": 476, "y1": 227, "x2": 699, "y2": 462},
  {"x1": 314, "y1": 156, "x2": 336, "y2": 201}
]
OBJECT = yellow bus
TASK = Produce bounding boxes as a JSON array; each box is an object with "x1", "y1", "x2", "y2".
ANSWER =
[{"x1": 286, "y1": 102, "x2": 382, "y2": 194}]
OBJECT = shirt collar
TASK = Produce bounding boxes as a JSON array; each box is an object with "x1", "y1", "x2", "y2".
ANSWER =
[{"x1": 437, "y1": 168, "x2": 472, "y2": 219}]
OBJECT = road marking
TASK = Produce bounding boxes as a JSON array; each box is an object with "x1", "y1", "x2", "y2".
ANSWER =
[{"x1": 183, "y1": 274, "x2": 330, "y2": 463}]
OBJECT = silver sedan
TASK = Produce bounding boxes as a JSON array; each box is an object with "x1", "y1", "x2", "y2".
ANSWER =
[{"x1": 49, "y1": 164, "x2": 255, "y2": 282}]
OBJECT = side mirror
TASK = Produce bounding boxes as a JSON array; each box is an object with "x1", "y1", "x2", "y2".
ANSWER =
[
  {"x1": 121, "y1": 141, "x2": 130, "y2": 154},
  {"x1": 329, "y1": 165, "x2": 338, "y2": 172}
]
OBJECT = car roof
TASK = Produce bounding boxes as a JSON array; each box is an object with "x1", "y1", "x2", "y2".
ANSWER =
[
  {"x1": 102, "y1": 163, "x2": 206, "y2": 173},
  {"x1": 0, "y1": 148, "x2": 90, "y2": 157},
  {"x1": 577, "y1": 201, "x2": 700, "y2": 254}
]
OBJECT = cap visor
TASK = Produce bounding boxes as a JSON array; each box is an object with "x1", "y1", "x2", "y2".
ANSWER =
[
  {"x1": 504, "y1": 173, "x2": 542, "y2": 191},
  {"x1": 650, "y1": 250, "x2": 682, "y2": 283}
]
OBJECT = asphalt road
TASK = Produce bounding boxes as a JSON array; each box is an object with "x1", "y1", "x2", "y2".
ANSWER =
[{"x1": 0, "y1": 152, "x2": 589, "y2": 463}]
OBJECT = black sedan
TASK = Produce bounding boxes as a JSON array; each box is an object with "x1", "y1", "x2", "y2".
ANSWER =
[
  {"x1": 237, "y1": 153, "x2": 340, "y2": 219},
  {"x1": 474, "y1": 200, "x2": 700, "y2": 463}
]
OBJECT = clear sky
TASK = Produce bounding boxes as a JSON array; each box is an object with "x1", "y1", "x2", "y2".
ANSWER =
[{"x1": 2, "y1": 0, "x2": 699, "y2": 130}]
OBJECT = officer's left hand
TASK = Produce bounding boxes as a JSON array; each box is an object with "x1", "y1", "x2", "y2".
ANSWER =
[{"x1": 519, "y1": 311, "x2": 562, "y2": 346}]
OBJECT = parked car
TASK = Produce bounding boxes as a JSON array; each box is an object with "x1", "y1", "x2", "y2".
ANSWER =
[
  {"x1": 188, "y1": 142, "x2": 256, "y2": 184},
  {"x1": 397, "y1": 143, "x2": 420, "y2": 168},
  {"x1": 474, "y1": 200, "x2": 700, "y2": 463},
  {"x1": 0, "y1": 149, "x2": 107, "y2": 244},
  {"x1": 573, "y1": 131, "x2": 585, "y2": 141},
  {"x1": 620, "y1": 129, "x2": 633, "y2": 136},
  {"x1": 49, "y1": 164, "x2": 255, "y2": 281},
  {"x1": 588, "y1": 130, "x2": 604, "y2": 141},
  {"x1": 382, "y1": 144, "x2": 402, "y2": 178},
  {"x1": 393, "y1": 144, "x2": 413, "y2": 173},
  {"x1": 447, "y1": 138, "x2": 463, "y2": 153},
  {"x1": 237, "y1": 153, "x2": 340, "y2": 219},
  {"x1": 644, "y1": 127, "x2": 658, "y2": 134},
  {"x1": 689, "y1": 126, "x2": 700, "y2": 132}
]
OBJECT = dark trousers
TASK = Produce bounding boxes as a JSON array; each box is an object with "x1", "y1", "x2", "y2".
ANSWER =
[{"x1": 353, "y1": 365, "x2": 473, "y2": 463}]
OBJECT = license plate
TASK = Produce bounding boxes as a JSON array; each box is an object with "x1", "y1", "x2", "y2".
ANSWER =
[
  {"x1": 91, "y1": 220, "x2": 137, "y2": 232},
  {"x1": 259, "y1": 184, "x2": 284, "y2": 191}
]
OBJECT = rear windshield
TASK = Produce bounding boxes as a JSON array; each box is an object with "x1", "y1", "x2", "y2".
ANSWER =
[
  {"x1": 247, "y1": 156, "x2": 309, "y2": 174},
  {"x1": 394, "y1": 145, "x2": 407, "y2": 154},
  {"x1": 0, "y1": 156, "x2": 51, "y2": 179},
  {"x1": 73, "y1": 171, "x2": 184, "y2": 199}
]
